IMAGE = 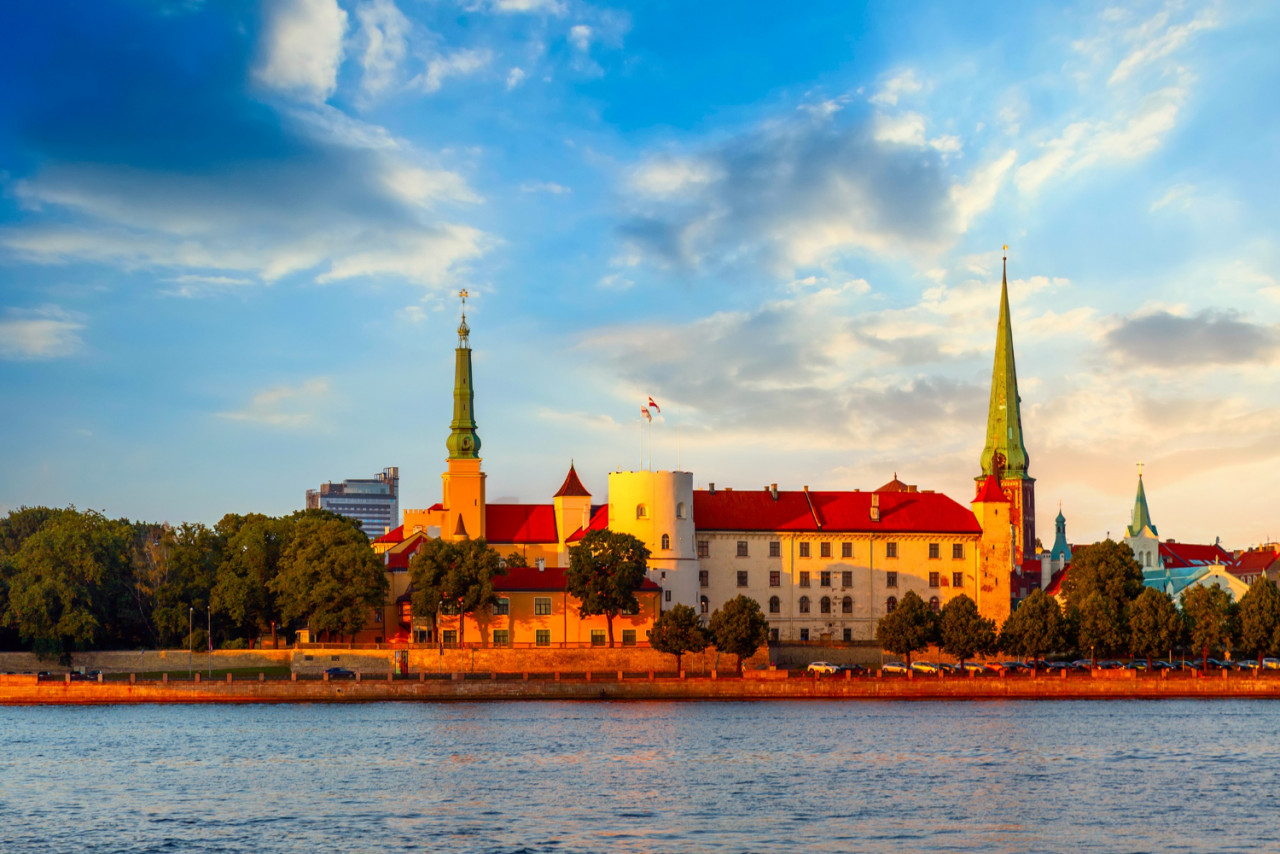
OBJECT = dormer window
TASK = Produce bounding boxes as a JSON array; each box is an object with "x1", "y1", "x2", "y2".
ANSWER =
[{"x1": 636, "y1": 504, "x2": 648, "y2": 519}]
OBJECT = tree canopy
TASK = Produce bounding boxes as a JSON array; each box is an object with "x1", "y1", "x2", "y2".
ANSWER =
[
  {"x1": 1235, "y1": 576, "x2": 1280, "y2": 665},
  {"x1": 708, "y1": 595, "x2": 770, "y2": 672},
  {"x1": 938, "y1": 594, "x2": 996, "y2": 668},
  {"x1": 875, "y1": 590, "x2": 936, "y2": 667},
  {"x1": 647, "y1": 603, "x2": 708, "y2": 672},
  {"x1": 408, "y1": 536, "x2": 505, "y2": 647},
  {"x1": 1074, "y1": 591, "x2": 1126, "y2": 664},
  {"x1": 1128, "y1": 587, "x2": 1182, "y2": 667},
  {"x1": 1061, "y1": 539, "x2": 1144, "y2": 616},
  {"x1": 999, "y1": 589, "x2": 1065, "y2": 664},
  {"x1": 565, "y1": 528, "x2": 650, "y2": 647},
  {"x1": 1181, "y1": 583, "x2": 1235, "y2": 668}
]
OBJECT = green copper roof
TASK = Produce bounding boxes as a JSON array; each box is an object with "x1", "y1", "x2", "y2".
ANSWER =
[
  {"x1": 1125, "y1": 475, "x2": 1157, "y2": 538},
  {"x1": 1051, "y1": 507, "x2": 1072, "y2": 562},
  {"x1": 979, "y1": 258, "x2": 1030, "y2": 480},
  {"x1": 446, "y1": 315, "x2": 481, "y2": 460}
]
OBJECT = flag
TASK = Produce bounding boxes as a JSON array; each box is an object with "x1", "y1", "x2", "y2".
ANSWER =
[
  {"x1": 647, "y1": 396, "x2": 660, "y2": 413},
  {"x1": 641, "y1": 408, "x2": 652, "y2": 422}
]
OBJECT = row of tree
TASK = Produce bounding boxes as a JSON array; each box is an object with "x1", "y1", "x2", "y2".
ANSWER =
[
  {"x1": 876, "y1": 539, "x2": 1280, "y2": 669},
  {"x1": 0, "y1": 506, "x2": 388, "y2": 662}
]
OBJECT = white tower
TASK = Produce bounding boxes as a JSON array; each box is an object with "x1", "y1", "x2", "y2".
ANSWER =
[{"x1": 607, "y1": 470, "x2": 697, "y2": 611}]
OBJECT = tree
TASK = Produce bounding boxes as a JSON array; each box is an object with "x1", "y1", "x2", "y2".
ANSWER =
[
  {"x1": 565, "y1": 528, "x2": 650, "y2": 647},
  {"x1": 708, "y1": 595, "x2": 770, "y2": 673},
  {"x1": 648, "y1": 603, "x2": 708, "y2": 672},
  {"x1": 504, "y1": 551, "x2": 529, "y2": 569},
  {"x1": 1128, "y1": 587, "x2": 1182, "y2": 669},
  {"x1": 875, "y1": 590, "x2": 936, "y2": 668},
  {"x1": 1074, "y1": 592, "x2": 1126, "y2": 668},
  {"x1": 999, "y1": 590, "x2": 1065, "y2": 667},
  {"x1": 408, "y1": 537, "x2": 505, "y2": 648},
  {"x1": 1235, "y1": 576, "x2": 1280, "y2": 667},
  {"x1": 212, "y1": 514, "x2": 290, "y2": 647},
  {"x1": 1181, "y1": 583, "x2": 1235, "y2": 671},
  {"x1": 270, "y1": 514, "x2": 388, "y2": 642},
  {"x1": 938, "y1": 594, "x2": 996, "y2": 671},
  {"x1": 1061, "y1": 539, "x2": 1144, "y2": 616}
]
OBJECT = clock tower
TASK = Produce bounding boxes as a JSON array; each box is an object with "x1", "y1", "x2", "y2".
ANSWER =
[{"x1": 442, "y1": 291, "x2": 486, "y2": 541}]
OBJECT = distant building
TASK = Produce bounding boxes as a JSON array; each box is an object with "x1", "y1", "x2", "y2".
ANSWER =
[{"x1": 306, "y1": 467, "x2": 400, "y2": 539}]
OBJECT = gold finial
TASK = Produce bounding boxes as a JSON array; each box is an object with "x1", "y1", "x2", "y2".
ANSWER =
[
  {"x1": 459, "y1": 288, "x2": 469, "y2": 305},
  {"x1": 1138, "y1": 461, "x2": 1144, "y2": 477}
]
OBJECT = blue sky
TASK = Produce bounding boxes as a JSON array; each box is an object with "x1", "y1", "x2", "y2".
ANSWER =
[{"x1": 3, "y1": 0, "x2": 1279, "y2": 549}]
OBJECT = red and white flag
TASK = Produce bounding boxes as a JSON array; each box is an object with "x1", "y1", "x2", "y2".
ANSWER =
[
  {"x1": 647, "y1": 396, "x2": 660, "y2": 413},
  {"x1": 641, "y1": 408, "x2": 652, "y2": 422}
]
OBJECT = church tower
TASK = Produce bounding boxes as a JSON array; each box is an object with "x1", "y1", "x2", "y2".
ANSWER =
[
  {"x1": 1123, "y1": 470, "x2": 1160, "y2": 571},
  {"x1": 977, "y1": 252, "x2": 1035, "y2": 566},
  {"x1": 441, "y1": 293, "x2": 485, "y2": 541}
]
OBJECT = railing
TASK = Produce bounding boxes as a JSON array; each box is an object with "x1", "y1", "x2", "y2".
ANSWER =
[{"x1": 295, "y1": 641, "x2": 655, "y2": 651}]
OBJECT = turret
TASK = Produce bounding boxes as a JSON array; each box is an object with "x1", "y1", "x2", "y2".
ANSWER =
[
  {"x1": 971, "y1": 473, "x2": 1013, "y2": 627},
  {"x1": 441, "y1": 292, "x2": 485, "y2": 541}
]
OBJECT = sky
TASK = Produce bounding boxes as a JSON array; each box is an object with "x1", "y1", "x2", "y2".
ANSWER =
[{"x1": 2, "y1": 0, "x2": 1279, "y2": 550}]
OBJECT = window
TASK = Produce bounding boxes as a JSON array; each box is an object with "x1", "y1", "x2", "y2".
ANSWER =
[
  {"x1": 842, "y1": 596, "x2": 853, "y2": 614},
  {"x1": 699, "y1": 570, "x2": 709, "y2": 588},
  {"x1": 769, "y1": 541, "x2": 781, "y2": 558},
  {"x1": 842, "y1": 628, "x2": 852, "y2": 642},
  {"x1": 700, "y1": 595, "x2": 709, "y2": 614},
  {"x1": 770, "y1": 628, "x2": 780, "y2": 642},
  {"x1": 799, "y1": 542, "x2": 811, "y2": 558},
  {"x1": 536, "y1": 629, "x2": 550, "y2": 646},
  {"x1": 886, "y1": 596, "x2": 898, "y2": 613},
  {"x1": 698, "y1": 540, "x2": 710, "y2": 558},
  {"x1": 769, "y1": 570, "x2": 781, "y2": 587},
  {"x1": 736, "y1": 541, "x2": 749, "y2": 558},
  {"x1": 929, "y1": 596, "x2": 941, "y2": 613},
  {"x1": 534, "y1": 597, "x2": 552, "y2": 616},
  {"x1": 492, "y1": 598, "x2": 510, "y2": 616},
  {"x1": 929, "y1": 543, "x2": 940, "y2": 559},
  {"x1": 929, "y1": 572, "x2": 940, "y2": 588},
  {"x1": 820, "y1": 571, "x2": 831, "y2": 587},
  {"x1": 661, "y1": 533, "x2": 670, "y2": 550},
  {"x1": 769, "y1": 595, "x2": 781, "y2": 614},
  {"x1": 799, "y1": 571, "x2": 811, "y2": 588},
  {"x1": 800, "y1": 629, "x2": 810, "y2": 641},
  {"x1": 799, "y1": 596, "x2": 811, "y2": 614},
  {"x1": 676, "y1": 502, "x2": 686, "y2": 519},
  {"x1": 737, "y1": 570, "x2": 749, "y2": 587},
  {"x1": 622, "y1": 629, "x2": 636, "y2": 647},
  {"x1": 374, "y1": 609, "x2": 383, "y2": 624},
  {"x1": 535, "y1": 558, "x2": 546, "y2": 571},
  {"x1": 664, "y1": 590, "x2": 672, "y2": 602},
  {"x1": 493, "y1": 629, "x2": 509, "y2": 646},
  {"x1": 842, "y1": 542, "x2": 853, "y2": 559},
  {"x1": 952, "y1": 543, "x2": 965, "y2": 560},
  {"x1": 842, "y1": 570, "x2": 853, "y2": 587},
  {"x1": 443, "y1": 630, "x2": 458, "y2": 646},
  {"x1": 820, "y1": 596, "x2": 831, "y2": 615},
  {"x1": 591, "y1": 630, "x2": 606, "y2": 647},
  {"x1": 886, "y1": 571, "x2": 898, "y2": 588},
  {"x1": 820, "y1": 542, "x2": 832, "y2": 559},
  {"x1": 636, "y1": 504, "x2": 648, "y2": 519},
  {"x1": 952, "y1": 572, "x2": 964, "y2": 589},
  {"x1": 886, "y1": 542, "x2": 898, "y2": 559}
]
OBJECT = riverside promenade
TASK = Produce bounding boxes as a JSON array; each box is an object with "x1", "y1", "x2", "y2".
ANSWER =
[{"x1": 5, "y1": 670, "x2": 1280, "y2": 704}]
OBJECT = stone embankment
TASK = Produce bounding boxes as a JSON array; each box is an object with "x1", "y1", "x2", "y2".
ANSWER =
[{"x1": 5, "y1": 670, "x2": 1280, "y2": 705}]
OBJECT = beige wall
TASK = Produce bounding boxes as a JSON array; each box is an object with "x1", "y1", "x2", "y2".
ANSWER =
[{"x1": 430, "y1": 588, "x2": 662, "y2": 647}]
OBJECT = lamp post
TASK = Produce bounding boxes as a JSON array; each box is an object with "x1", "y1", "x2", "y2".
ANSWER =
[
  {"x1": 188, "y1": 607, "x2": 194, "y2": 678},
  {"x1": 207, "y1": 606, "x2": 212, "y2": 679}
]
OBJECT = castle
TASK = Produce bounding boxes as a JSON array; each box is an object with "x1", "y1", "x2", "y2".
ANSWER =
[{"x1": 361, "y1": 258, "x2": 1035, "y2": 647}]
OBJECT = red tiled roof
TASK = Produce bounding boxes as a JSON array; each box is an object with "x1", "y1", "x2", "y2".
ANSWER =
[
  {"x1": 372, "y1": 525, "x2": 405, "y2": 545},
  {"x1": 1159, "y1": 541, "x2": 1232, "y2": 569},
  {"x1": 1044, "y1": 566, "x2": 1069, "y2": 597},
  {"x1": 494, "y1": 564, "x2": 661, "y2": 592},
  {"x1": 485, "y1": 503, "x2": 558, "y2": 544},
  {"x1": 875, "y1": 475, "x2": 916, "y2": 493},
  {"x1": 566, "y1": 504, "x2": 609, "y2": 542},
  {"x1": 553, "y1": 463, "x2": 592, "y2": 498},
  {"x1": 692, "y1": 488, "x2": 981, "y2": 534},
  {"x1": 974, "y1": 475, "x2": 1008, "y2": 504}
]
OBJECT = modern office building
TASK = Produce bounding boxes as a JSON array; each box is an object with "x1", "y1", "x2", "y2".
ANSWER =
[{"x1": 306, "y1": 467, "x2": 400, "y2": 538}]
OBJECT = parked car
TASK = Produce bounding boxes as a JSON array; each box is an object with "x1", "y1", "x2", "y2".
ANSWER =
[
  {"x1": 881, "y1": 662, "x2": 910, "y2": 675},
  {"x1": 1237, "y1": 659, "x2": 1263, "y2": 673},
  {"x1": 806, "y1": 661, "x2": 841, "y2": 675},
  {"x1": 1070, "y1": 659, "x2": 1093, "y2": 671},
  {"x1": 324, "y1": 667, "x2": 357, "y2": 680},
  {"x1": 841, "y1": 663, "x2": 869, "y2": 675},
  {"x1": 1263, "y1": 658, "x2": 1280, "y2": 670},
  {"x1": 1095, "y1": 660, "x2": 1124, "y2": 670},
  {"x1": 1206, "y1": 658, "x2": 1234, "y2": 670},
  {"x1": 1042, "y1": 661, "x2": 1070, "y2": 672},
  {"x1": 957, "y1": 662, "x2": 987, "y2": 674},
  {"x1": 910, "y1": 661, "x2": 942, "y2": 674}
]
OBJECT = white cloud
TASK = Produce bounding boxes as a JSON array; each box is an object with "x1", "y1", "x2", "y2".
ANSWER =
[
  {"x1": 869, "y1": 69, "x2": 924, "y2": 107},
  {"x1": 506, "y1": 66, "x2": 527, "y2": 90},
  {"x1": 0, "y1": 305, "x2": 85, "y2": 360},
  {"x1": 412, "y1": 48, "x2": 492, "y2": 93},
  {"x1": 873, "y1": 112, "x2": 926, "y2": 147},
  {"x1": 569, "y1": 25, "x2": 592, "y2": 51},
  {"x1": 1109, "y1": 6, "x2": 1219, "y2": 85},
  {"x1": 484, "y1": 0, "x2": 566, "y2": 13},
  {"x1": 519, "y1": 181, "x2": 571, "y2": 194},
  {"x1": 950, "y1": 150, "x2": 1016, "y2": 234},
  {"x1": 597, "y1": 273, "x2": 634, "y2": 291},
  {"x1": 163, "y1": 274, "x2": 256, "y2": 298},
  {"x1": 1150, "y1": 182, "x2": 1195, "y2": 212},
  {"x1": 929, "y1": 135, "x2": 962, "y2": 154},
  {"x1": 254, "y1": 0, "x2": 349, "y2": 103},
  {"x1": 355, "y1": 0, "x2": 411, "y2": 98},
  {"x1": 383, "y1": 166, "x2": 482, "y2": 207},
  {"x1": 218, "y1": 377, "x2": 332, "y2": 429},
  {"x1": 628, "y1": 156, "x2": 721, "y2": 198}
]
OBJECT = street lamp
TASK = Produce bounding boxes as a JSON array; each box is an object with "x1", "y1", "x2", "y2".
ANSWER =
[{"x1": 189, "y1": 607, "x2": 194, "y2": 678}]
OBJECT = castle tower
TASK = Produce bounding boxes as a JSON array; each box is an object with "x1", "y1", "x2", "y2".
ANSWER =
[
  {"x1": 441, "y1": 295, "x2": 485, "y2": 541},
  {"x1": 553, "y1": 462, "x2": 593, "y2": 556},
  {"x1": 977, "y1": 252, "x2": 1036, "y2": 566},
  {"x1": 971, "y1": 473, "x2": 1014, "y2": 626},
  {"x1": 1050, "y1": 506, "x2": 1072, "y2": 563},
  {"x1": 607, "y1": 470, "x2": 697, "y2": 611},
  {"x1": 1123, "y1": 469, "x2": 1160, "y2": 570}
]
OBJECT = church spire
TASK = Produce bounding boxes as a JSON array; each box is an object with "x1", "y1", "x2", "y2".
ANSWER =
[
  {"x1": 979, "y1": 251, "x2": 1030, "y2": 480},
  {"x1": 1126, "y1": 468, "x2": 1158, "y2": 538},
  {"x1": 446, "y1": 289, "x2": 481, "y2": 460}
]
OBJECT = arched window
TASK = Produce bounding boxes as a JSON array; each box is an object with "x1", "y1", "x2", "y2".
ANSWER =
[
  {"x1": 799, "y1": 596, "x2": 811, "y2": 614},
  {"x1": 700, "y1": 595, "x2": 709, "y2": 615},
  {"x1": 820, "y1": 596, "x2": 831, "y2": 614},
  {"x1": 661, "y1": 533, "x2": 670, "y2": 550},
  {"x1": 886, "y1": 596, "x2": 898, "y2": 613},
  {"x1": 636, "y1": 504, "x2": 648, "y2": 519},
  {"x1": 842, "y1": 596, "x2": 853, "y2": 614},
  {"x1": 929, "y1": 596, "x2": 940, "y2": 613},
  {"x1": 768, "y1": 596, "x2": 780, "y2": 614},
  {"x1": 676, "y1": 502, "x2": 686, "y2": 519}
]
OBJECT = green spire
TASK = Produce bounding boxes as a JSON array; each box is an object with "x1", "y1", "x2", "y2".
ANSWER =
[
  {"x1": 446, "y1": 296, "x2": 481, "y2": 460},
  {"x1": 1126, "y1": 473, "x2": 1157, "y2": 538},
  {"x1": 979, "y1": 255, "x2": 1030, "y2": 480},
  {"x1": 1051, "y1": 504, "x2": 1072, "y2": 562}
]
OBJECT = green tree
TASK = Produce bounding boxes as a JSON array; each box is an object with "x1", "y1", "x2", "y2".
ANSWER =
[
  {"x1": 708, "y1": 595, "x2": 770, "y2": 673},
  {"x1": 875, "y1": 590, "x2": 937, "y2": 668},
  {"x1": 1128, "y1": 587, "x2": 1182, "y2": 669},
  {"x1": 504, "y1": 551, "x2": 529, "y2": 569},
  {"x1": 999, "y1": 589, "x2": 1066, "y2": 667},
  {"x1": 938, "y1": 594, "x2": 996, "y2": 671},
  {"x1": 1061, "y1": 539, "x2": 1144, "y2": 616},
  {"x1": 271, "y1": 514, "x2": 388, "y2": 642},
  {"x1": 408, "y1": 537, "x2": 505, "y2": 648},
  {"x1": 1236, "y1": 576, "x2": 1280, "y2": 667},
  {"x1": 648, "y1": 603, "x2": 708, "y2": 672},
  {"x1": 1181, "y1": 583, "x2": 1235, "y2": 670},
  {"x1": 565, "y1": 528, "x2": 650, "y2": 647},
  {"x1": 1074, "y1": 592, "x2": 1126, "y2": 668},
  {"x1": 212, "y1": 514, "x2": 290, "y2": 647}
]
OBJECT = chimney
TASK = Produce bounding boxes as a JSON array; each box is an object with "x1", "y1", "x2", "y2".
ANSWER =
[
  {"x1": 708, "y1": 482, "x2": 715, "y2": 495},
  {"x1": 870, "y1": 493, "x2": 880, "y2": 523},
  {"x1": 770, "y1": 483, "x2": 778, "y2": 500}
]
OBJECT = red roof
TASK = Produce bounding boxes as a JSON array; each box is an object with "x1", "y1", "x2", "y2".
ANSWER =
[
  {"x1": 692, "y1": 488, "x2": 981, "y2": 534},
  {"x1": 566, "y1": 504, "x2": 609, "y2": 542},
  {"x1": 875, "y1": 475, "x2": 916, "y2": 493},
  {"x1": 372, "y1": 525, "x2": 405, "y2": 545},
  {"x1": 1159, "y1": 541, "x2": 1232, "y2": 569},
  {"x1": 1044, "y1": 566, "x2": 1069, "y2": 596},
  {"x1": 974, "y1": 475, "x2": 1008, "y2": 504},
  {"x1": 1230, "y1": 548, "x2": 1279, "y2": 577},
  {"x1": 494, "y1": 564, "x2": 661, "y2": 592},
  {"x1": 485, "y1": 503, "x2": 558, "y2": 544},
  {"x1": 553, "y1": 463, "x2": 591, "y2": 498}
]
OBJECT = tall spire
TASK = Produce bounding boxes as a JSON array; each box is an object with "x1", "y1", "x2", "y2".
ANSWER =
[
  {"x1": 446, "y1": 289, "x2": 480, "y2": 460},
  {"x1": 1126, "y1": 470, "x2": 1157, "y2": 538},
  {"x1": 979, "y1": 251, "x2": 1030, "y2": 479},
  {"x1": 1051, "y1": 504, "x2": 1072, "y2": 562}
]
